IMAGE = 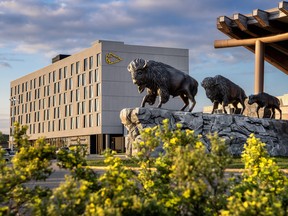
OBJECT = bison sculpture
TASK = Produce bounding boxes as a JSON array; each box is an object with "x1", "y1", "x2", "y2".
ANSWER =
[
  {"x1": 201, "y1": 75, "x2": 247, "y2": 114},
  {"x1": 127, "y1": 58, "x2": 198, "y2": 112},
  {"x1": 248, "y1": 92, "x2": 282, "y2": 119}
]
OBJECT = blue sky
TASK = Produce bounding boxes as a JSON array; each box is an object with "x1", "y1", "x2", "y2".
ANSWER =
[{"x1": 1, "y1": 0, "x2": 288, "y2": 134}]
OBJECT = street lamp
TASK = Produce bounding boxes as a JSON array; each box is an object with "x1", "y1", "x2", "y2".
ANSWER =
[{"x1": 9, "y1": 97, "x2": 18, "y2": 151}]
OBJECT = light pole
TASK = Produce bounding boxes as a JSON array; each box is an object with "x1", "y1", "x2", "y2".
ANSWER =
[{"x1": 9, "y1": 97, "x2": 17, "y2": 151}]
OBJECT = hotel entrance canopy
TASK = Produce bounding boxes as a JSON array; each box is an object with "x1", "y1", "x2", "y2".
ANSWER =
[{"x1": 214, "y1": 1, "x2": 288, "y2": 93}]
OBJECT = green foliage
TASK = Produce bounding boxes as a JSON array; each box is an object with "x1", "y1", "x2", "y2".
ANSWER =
[
  {"x1": 0, "y1": 122, "x2": 55, "y2": 215},
  {"x1": 135, "y1": 119, "x2": 232, "y2": 215},
  {"x1": 221, "y1": 134, "x2": 288, "y2": 216},
  {"x1": 2, "y1": 121, "x2": 288, "y2": 215}
]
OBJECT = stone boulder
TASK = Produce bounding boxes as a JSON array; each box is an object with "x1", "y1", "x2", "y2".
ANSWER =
[{"x1": 120, "y1": 107, "x2": 288, "y2": 156}]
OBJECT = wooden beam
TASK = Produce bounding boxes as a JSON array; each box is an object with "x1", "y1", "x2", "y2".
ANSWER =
[
  {"x1": 218, "y1": 16, "x2": 233, "y2": 33},
  {"x1": 253, "y1": 9, "x2": 269, "y2": 27},
  {"x1": 214, "y1": 32, "x2": 288, "y2": 48},
  {"x1": 233, "y1": 13, "x2": 248, "y2": 31},
  {"x1": 279, "y1": 1, "x2": 288, "y2": 15}
]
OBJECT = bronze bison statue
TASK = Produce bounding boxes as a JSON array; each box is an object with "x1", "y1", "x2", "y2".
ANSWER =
[
  {"x1": 248, "y1": 92, "x2": 282, "y2": 119},
  {"x1": 127, "y1": 58, "x2": 198, "y2": 112},
  {"x1": 201, "y1": 75, "x2": 247, "y2": 114}
]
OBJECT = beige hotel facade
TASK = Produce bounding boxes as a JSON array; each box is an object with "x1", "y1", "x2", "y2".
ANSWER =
[{"x1": 10, "y1": 40, "x2": 189, "y2": 154}]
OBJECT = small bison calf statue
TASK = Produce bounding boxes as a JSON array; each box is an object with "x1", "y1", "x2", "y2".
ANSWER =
[
  {"x1": 201, "y1": 75, "x2": 247, "y2": 114},
  {"x1": 248, "y1": 92, "x2": 282, "y2": 119},
  {"x1": 127, "y1": 58, "x2": 198, "y2": 112}
]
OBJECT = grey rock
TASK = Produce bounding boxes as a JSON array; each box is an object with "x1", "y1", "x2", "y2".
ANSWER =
[{"x1": 120, "y1": 107, "x2": 288, "y2": 157}]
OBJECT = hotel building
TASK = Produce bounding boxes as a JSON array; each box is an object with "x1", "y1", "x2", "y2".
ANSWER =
[{"x1": 10, "y1": 40, "x2": 189, "y2": 154}]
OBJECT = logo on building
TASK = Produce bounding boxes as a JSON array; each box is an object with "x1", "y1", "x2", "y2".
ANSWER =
[{"x1": 105, "y1": 52, "x2": 123, "y2": 64}]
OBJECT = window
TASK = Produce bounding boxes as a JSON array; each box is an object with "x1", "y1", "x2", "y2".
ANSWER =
[
  {"x1": 89, "y1": 100, "x2": 93, "y2": 113},
  {"x1": 75, "y1": 116, "x2": 79, "y2": 129},
  {"x1": 59, "y1": 68, "x2": 62, "y2": 80},
  {"x1": 94, "y1": 98, "x2": 99, "y2": 111},
  {"x1": 81, "y1": 101, "x2": 85, "y2": 114},
  {"x1": 89, "y1": 56, "x2": 93, "y2": 69},
  {"x1": 53, "y1": 71, "x2": 56, "y2": 82},
  {"x1": 89, "y1": 71, "x2": 93, "y2": 84},
  {"x1": 65, "y1": 105, "x2": 68, "y2": 117},
  {"x1": 77, "y1": 102, "x2": 81, "y2": 115},
  {"x1": 53, "y1": 95, "x2": 56, "y2": 107},
  {"x1": 70, "y1": 118, "x2": 74, "y2": 130},
  {"x1": 96, "y1": 113, "x2": 100, "y2": 126},
  {"x1": 89, "y1": 114, "x2": 93, "y2": 127},
  {"x1": 77, "y1": 75, "x2": 81, "y2": 87},
  {"x1": 76, "y1": 61, "x2": 80, "y2": 74},
  {"x1": 96, "y1": 53, "x2": 101, "y2": 67},
  {"x1": 82, "y1": 73, "x2": 86, "y2": 86},
  {"x1": 96, "y1": 83, "x2": 101, "y2": 96},
  {"x1": 63, "y1": 92, "x2": 67, "y2": 104},
  {"x1": 70, "y1": 91, "x2": 73, "y2": 103},
  {"x1": 54, "y1": 107, "x2": 57, "y2": 119},
  {"x1": 76, "y1": 89, "x2": 80, "y2": 102},
  {"x1": 83, "y1": 87, "x2": 87, "y2": 99},
  {"x1": 94, "y1": 69, "x2": 99, "y2": 82},
  {"x1": 63, "y1": 118, "x2": 67, "y2": 130},
  {"x1": 59, "y1": 94, "x2": 62, "y2": 106},
  {"x1": 83, "y1": 115, "x2": 87, "y2": 128},
  {"x1": 64, "y1": 66, "x2": 67, "y2": 78},
  {"x1": 83, "y1": 58, "x2": 88, "y2": 71},
  {"x1": 89, "y1": 85, "x2": 93, "y2": 98},
  {"x1": 58, "y1": 119, "x2": 62, "y2": 131},
  {"x1": 71, "y1": 63, "x2": 74, "y2": 76}
]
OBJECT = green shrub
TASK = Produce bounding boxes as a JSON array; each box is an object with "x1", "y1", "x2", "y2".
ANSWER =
[
  {"x1": 221, "y1": 134, "x2": 288, "y2": 216},
  {"x1": 2, "y1": 121, "x2": 288, "y2": 215}
]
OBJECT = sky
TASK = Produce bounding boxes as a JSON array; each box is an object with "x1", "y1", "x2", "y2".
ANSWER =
[{"x1": 1, "y1": 0, "x2": 288, "y2": 134}]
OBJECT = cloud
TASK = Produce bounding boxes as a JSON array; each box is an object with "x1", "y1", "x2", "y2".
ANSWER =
[
  {"x1": 0, "y1": 0, "x2": 280, "y2": 67},
  {"x1": 0, "y1": 62, "x2": 11, "y2": 68}
]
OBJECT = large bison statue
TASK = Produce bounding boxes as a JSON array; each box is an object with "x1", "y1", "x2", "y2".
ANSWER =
[
  {"x1": 127, "y1": 58, "x2": 198, "y2": 112},
  {"x1": 201, "y1": 75, "x2": 247, "y2": 114},
  {"x1": 248, "y1": 92, "x2": 282, "y2": 119}
]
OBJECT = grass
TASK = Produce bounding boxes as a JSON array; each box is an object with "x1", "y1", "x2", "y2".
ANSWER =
[{"x1": 86, "y1": 156, "x2": 288, "y2": 169}]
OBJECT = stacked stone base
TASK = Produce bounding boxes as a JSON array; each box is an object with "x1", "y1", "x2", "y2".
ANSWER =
[{"x1": 120, "y1": 107, "x2": 288, "y2": 156}]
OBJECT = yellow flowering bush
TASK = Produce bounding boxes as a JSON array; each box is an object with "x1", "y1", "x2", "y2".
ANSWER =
[
  {"x1": 2, "y1": 121, "x2": 288, "y2": 215},
  {"x1": 221, "y1": 134, "x2": 288, "y2": 216}
]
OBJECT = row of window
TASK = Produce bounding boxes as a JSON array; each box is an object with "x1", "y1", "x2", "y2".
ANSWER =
[
  {"x1": 26, "y1": 113, "x2": 101, "y2": 134},
  {"x1": 12, "y1": 69, "x2": 100, "y2": 104},
  {"x1": 12, "y1": 98, "x2": 100, "y2": 124},
  {"x1": 11, "y1": 54, "x2": 100, "y2": 97},
  {"x1": 11, "y1": 84, "x2": 101, "y2": 116}
]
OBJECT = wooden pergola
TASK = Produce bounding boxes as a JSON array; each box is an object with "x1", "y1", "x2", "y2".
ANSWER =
[{"x1": 214, "y1": 1, "x2": 288, "y2": 94}]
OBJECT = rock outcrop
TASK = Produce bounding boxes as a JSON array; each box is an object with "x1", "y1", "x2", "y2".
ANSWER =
[{"x1": 120, "y1": 107, "x2": 288, "y2": 156}]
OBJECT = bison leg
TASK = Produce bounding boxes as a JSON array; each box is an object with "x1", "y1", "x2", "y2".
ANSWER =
[
  {"x1": 222, "y1": 104, "x2": 228, "y2": 114},
  {"x1": 212, "y1": 102, "x2": 219, "y2": 114},
  {"x1": 140, "y1": 95, "x2": 148, "y2": 107},
  {"x1": 240, "y1": 102, "x2": 246, "y2": 115},
  {"x1": 185, "y1": 93, "x2": 196, "y2": 112},
  {"x1": 256, "y1": 106, "x2": 260, "y2": 118},
  {"x1": 232, "y1": 102, "x2": 238, "y2": 114},
  {"x1": 270, "y1": 108, "x2": 276, "y2": 119},
  {"x1": 180, "y1": 94, "x2": 189, "y2": 111},
  {"x1": 276, "y1": 107, "x2": 282, "y2": 120},
  {"x1": 188, "y1": 97, "x2": 196, "y2": 112},
  {"x1": 157, "y1": 89, "x2": 169, "y2": 108}
]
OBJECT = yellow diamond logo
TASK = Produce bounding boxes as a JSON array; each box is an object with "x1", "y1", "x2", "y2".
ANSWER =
[{"x1": 105, "y1": 52, "x2": 123, "y2": 64}]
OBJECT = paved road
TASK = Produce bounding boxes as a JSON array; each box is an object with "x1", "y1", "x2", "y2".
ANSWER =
[{"x1": 25, "y1": 160, "x2": 108, "y2": 189}]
